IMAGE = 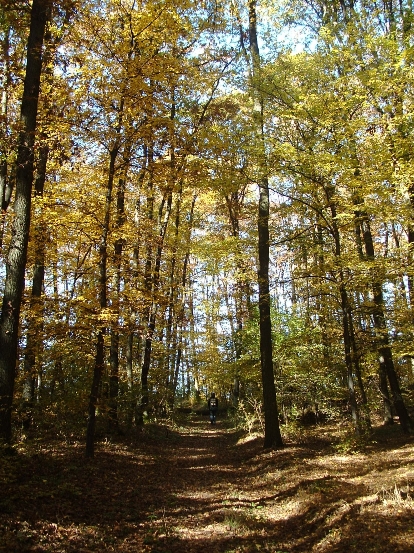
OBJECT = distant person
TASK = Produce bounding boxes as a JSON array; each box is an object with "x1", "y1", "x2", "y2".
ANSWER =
[{"x1": 208, "y1": 392, "x2": 218, "y2": 424}]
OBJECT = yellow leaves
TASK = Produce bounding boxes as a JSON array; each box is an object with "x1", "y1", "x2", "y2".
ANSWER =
[
  {"x1": 97, "y1": 307, "x2": 117, "y2": 324},
  {"x1": 277, "y1": 141, "x2": 300, "y2": 160}
]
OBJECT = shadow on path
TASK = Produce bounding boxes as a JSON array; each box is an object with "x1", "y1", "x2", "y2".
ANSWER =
[{"x1": 1, "y1": 418, "x2": 414, "y2": 553}]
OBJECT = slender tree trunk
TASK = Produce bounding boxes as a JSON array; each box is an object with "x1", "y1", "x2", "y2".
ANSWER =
[
  {"x1": 0, "y1": 24, "x2": 11, "y2": 249},
  {"x1": 21, "y1": 144, "x2": 49, "y2": 427},
  {"x1": 328, "y1": 191, "x2": 362, "y2": 431},
  {"x1": 136, "y1": 144, "x2": 154, "y2": 425},
  {"x1": 125, "y1": 163, "x2": 145, "y2": 426},
  {"x1": 315, "y1": 224, "x2": 336, "y2": 378},
  {"x1": 248, "y1": 0, "x2": 283, "y2": 449},
  {"x1": 169, "y1": 193, "x2": 196, "y2": 407},
  {"x1": 0, "y1": 0, "x2": 49, "y2": 444},
  {"x1": 165, "y1": 182, "x2": 181, "y2": 408},
  {"x1": 257, "y1": 177, "x2": 284, "y2": 448},
  {"x1": 358, "y1": 215, "x2": 412, "y2": 432},
  {"x1": 85, "y1": 146, "x2": 118, "y2": 457},
  {"x1": 163, "y1": 99, "x2": 178, "y2": 410},
  {"x1": 86, "y1": 330, "x2": 105, "y2": 457},
  {"x1": 138, "y1": 186, "x2": 173, "y2": 422},
  {"x1": 379, "y1": 359, "x2": 394, "y2": 425},
  {"x1": 339, "y1": 284, "x2": 360, "y2": 427},
  {"x1": 225, "y1": 190, "x2": 250, "y2": 406},
  {"x1": 21, "y1": 6, "x2": 74, "y2": 425},
  {"x1": 108, "y1": 162, "x2": 128, "y2": 432},
  {"x1": 347, "y1": 299, "x2": 371, "y2": 430},
  {"x1": 125, "y1": 330, "x2": 134, "y2": 427},
  {"x1": 109, "y1": 326, "x2": 120, "y2": 430}
]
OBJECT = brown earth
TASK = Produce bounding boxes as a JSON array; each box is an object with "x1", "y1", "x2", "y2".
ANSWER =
[{"x1": 1, "y1": 416, "x2": 414, "y2": 552}]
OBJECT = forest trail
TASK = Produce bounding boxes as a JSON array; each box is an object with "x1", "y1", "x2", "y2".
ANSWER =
[{"x1": 1, "y1": 417, "x2": 414, "y2": 553}]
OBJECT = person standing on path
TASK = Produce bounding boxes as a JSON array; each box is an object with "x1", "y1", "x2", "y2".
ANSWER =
[{"x1": 208, "y1": 393, "x2": 218, "y2": 424}]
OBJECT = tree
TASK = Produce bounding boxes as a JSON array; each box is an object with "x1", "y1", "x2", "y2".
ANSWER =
[
  {"x1": 21, "y1": 0, "x2": 75, "y2": 428},
  {"x1": 0, "y1": 0, "x2": 50, "y2": 443},
  {"x1": 247, "y1": 0, "x2": 283, "y2": 448}
]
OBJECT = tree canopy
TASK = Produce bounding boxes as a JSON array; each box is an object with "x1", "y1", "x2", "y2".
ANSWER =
[{"x1": 1, "y1": 0, "x2": 414, "y2": 450}]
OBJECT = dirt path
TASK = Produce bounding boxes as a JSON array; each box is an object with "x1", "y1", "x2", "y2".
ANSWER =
[{"x1": 1, "y1": 417, "x2": 414, "y2": 552}]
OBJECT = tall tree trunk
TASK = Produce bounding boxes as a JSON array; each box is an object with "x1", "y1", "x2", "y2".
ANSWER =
[
  {"x1": 347, "y1": 298, "x2": 371, "y2": 430},
  {"x1": 85, "y1": 330, "x2": 105, "y2": 457},
  {"x1": 315, "y1": 224, "x2": 336, "y2": 380},
  {"x1": 0, "y1": 0, "x2": 49, "y2": 444},
  {"x1": 357, "y1": 213, "x2": 412, "y2": 432},
  {"x1": 169, "y1": 193, "x2": 196, "y2": 407},
  {"x1": 85, "y1": 145, "x2": 118, "y2": 458},
  {"x1": 339, "y1": 284, "x2": 360, "y2": 428},
  {"x1": 138, "y1": 186, "x2": 173, "y2": 423},
  {"x1": 21, "y1": 4, "x2": 74, "y2": 425},
  {"x1": 125, "y1": 163, "x2": 145, "y2": 426},
  {"x1": 125, "y1": 330, "x2": 134, "y2": 427},
  {"x1": 379, "y1": 358, "x2": 394, "y2": 425},
  {"x1": 248, "y1": 0, "x2": 283, "y2": 449},
  {"x1": 165, "y1": 181, "x2": 181, "y2": 408},
  {"x1": 163, "y1": 97, "x2": 178, "y2": 410},
  {"x1": 171, "y1": 247, "x2": 192, "y2": 405},
  {"x1": 0, "y1": 23, "x2": 11, "y2": 248},
  {"x1": 225, "y1": 189, "x2": 250, "y2": 406},
  {"x1": 328, "y1": 191, "x2": 363, "y2": 432},
  {"x1": 136, "y1": 144, "x2": 154, "y2": 425},
  {"x1": 108, "y1": 325, "x2": 120, "y2": 431},
  {"x1": 21, "y1": 143, "x2": 49, "y2": 428},
  {"x1": 108, "y1": 159, "x2": 128, "y2": 432}
]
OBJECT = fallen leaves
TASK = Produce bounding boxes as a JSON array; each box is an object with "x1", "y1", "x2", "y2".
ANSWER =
[{"x1": 1, "y1": 420, "x2": 414, "y2": 552}]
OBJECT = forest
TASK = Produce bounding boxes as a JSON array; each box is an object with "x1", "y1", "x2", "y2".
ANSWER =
[
  {"x1": 2, "y1": 1, "x2": 414, "y2": 551},
  {"x1": 1, "y1": 0, "x2": 414, "y2": 456}
]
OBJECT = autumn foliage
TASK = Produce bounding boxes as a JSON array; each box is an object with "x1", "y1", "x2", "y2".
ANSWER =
[{"x1": 0, "y1": 0, "x2": 413, "y2": 457}]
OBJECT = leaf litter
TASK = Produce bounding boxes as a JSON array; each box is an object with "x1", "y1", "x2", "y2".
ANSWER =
[{"x1": 1, "y1": 418, "x2": 414, "y2": 552}]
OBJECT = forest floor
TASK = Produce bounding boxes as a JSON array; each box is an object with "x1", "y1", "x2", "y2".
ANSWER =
[{"x1": 1, "y1": 415, "x2": 414, "y2": 553}]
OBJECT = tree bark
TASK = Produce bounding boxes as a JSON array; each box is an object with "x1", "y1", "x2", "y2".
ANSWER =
[
  {"x1": 347, "y1": 300, "x2": 371, "y2": 430},
  {"x1": 339, "y1": 283, "x2": 360, "y2": 428},
  {"x1": 169, "y1": 192, "x2": 195, "y2": 407},
  {"x1": 379, "y1": 357, "x2": 394, "y2": 425},
  {"x1": 138, "y1": 186, "x2": 173, "y2": 423},
  {"x1": 21, "y1": 143, "x2": 49, "y2": 427},
  {"x1": 165, "y1": 179, "x2": 181, "y2": 408},
  {"x1": 249, "y1": 0, "x2": 283, "y2": 449},
  {"x1": 136, "y1": 144, "x2": 154, "y2": 425},
  {"x1": 358, "y1": 214, "x2": 412, "y2": 433},
  {"x1": 85, "y1": 146, "x2": 118, "y2": 457},
  {"x1": 0, "y1": 24, "x2": 11, "y2": 226},
  {"x1": 108, "y1": 163, "x2": 128, "y2": 432},
  {"x1": 328, "y1": 189, "x2": 364, "y2": 432},
  {"x1": 0, "y1": 0, "x2": 49, "y2": 444},
  {"x1": 225, "y1": 189, "x2": 250, "y2": 406}
]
